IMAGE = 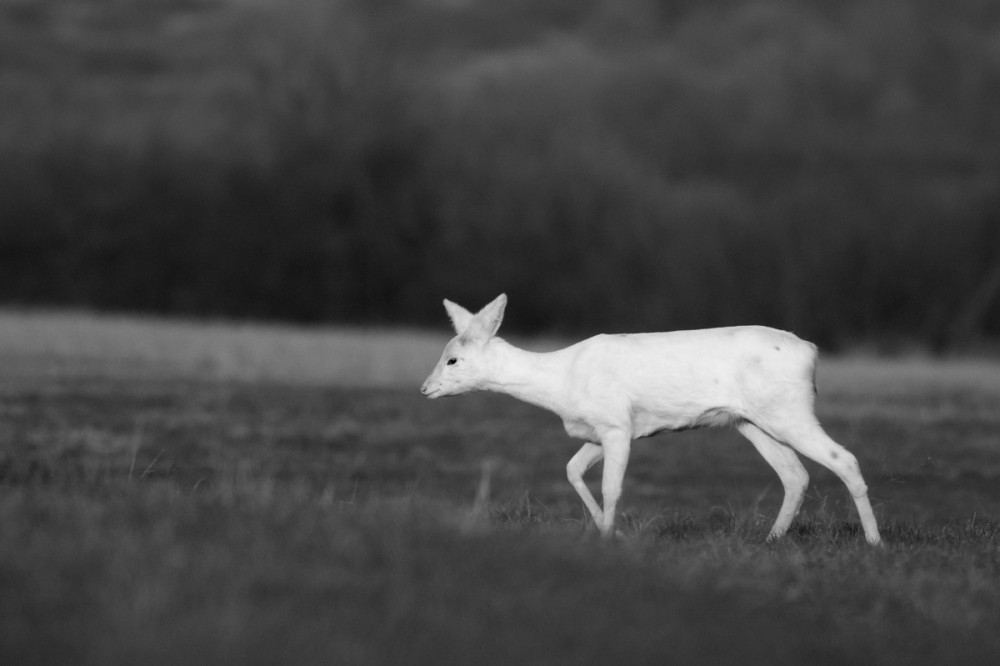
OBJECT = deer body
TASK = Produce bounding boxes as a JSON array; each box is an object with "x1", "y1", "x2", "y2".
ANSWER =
[{"x1": 422, "y1": 294, "x2": 882, "y2": 545}]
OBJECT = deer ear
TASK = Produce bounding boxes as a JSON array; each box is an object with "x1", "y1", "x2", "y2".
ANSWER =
[
  {"x1": 443, "y1": 299, "x2": 474, "y2": 335},
  {"x1": 466, "y1": 293, "x2": 506, "y2": 340}
]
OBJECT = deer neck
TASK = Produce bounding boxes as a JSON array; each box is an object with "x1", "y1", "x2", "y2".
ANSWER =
[{"x1": 484, "y1": 339, "x2": 571, "y2": 415}]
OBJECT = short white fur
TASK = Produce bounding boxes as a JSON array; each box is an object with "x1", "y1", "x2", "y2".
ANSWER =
[{"x1": 421, "y1": 293, "x2": 882, "y2": 545}]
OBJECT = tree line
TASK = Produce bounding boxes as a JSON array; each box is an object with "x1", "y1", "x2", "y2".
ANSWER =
[{"x1": 1, "y1": 0, "x2": 998, "y2": 350}]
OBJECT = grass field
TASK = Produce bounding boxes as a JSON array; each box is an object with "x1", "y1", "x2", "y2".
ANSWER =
[{"x1": 2, "y1": 311, "x2": 1000, "y2": 664}]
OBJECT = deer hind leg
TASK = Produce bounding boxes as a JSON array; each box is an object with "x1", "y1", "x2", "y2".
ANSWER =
[
  {"x1": 566, "y1": 442, "x2": 604, "y2": 527},
  {"x1": 736, "y1": 422, "x2": 809, "y2": 541},
  {"x1": 764, "y1": 415, "x2": 882, "y2": 545}
]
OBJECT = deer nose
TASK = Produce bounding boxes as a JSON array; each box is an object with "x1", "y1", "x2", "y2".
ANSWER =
[{"x1": 421, "y1": 379, "x2": 440, "y2": 398}]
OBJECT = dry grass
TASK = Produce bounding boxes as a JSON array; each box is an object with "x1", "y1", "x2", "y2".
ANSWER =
[
  {"x1": 3, "y1": 309, "x2": 1000, "y2": 394},
  {"x1": 0, "y1": 309, "x2": 446, "y2": 386},
  {"x1": 1, "y1": 310, "x2": 1000, "y2": 664}
]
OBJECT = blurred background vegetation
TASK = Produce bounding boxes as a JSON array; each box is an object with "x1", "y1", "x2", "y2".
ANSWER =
[{"x1": 2, "y1": 0, "x2": 999, "y2": 350}]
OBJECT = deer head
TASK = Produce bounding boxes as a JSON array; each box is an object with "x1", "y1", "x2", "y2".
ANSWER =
[{"x1": 420, "y1": 294, "x2": 507, "y2": 398}]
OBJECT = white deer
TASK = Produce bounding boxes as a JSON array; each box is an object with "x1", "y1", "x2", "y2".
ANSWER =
[{"x1": 420, "y1": 294, "x2": 882, "y2": 545}]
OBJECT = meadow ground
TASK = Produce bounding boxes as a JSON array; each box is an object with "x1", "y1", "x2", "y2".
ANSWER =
[{"x1": 1, "y1": 311, "x2": 1000, "y2": 664}]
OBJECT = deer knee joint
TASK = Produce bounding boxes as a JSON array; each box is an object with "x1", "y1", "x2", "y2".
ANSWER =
[{"x1": 566, "y1": 460, "x2": 581, "y2": 484}]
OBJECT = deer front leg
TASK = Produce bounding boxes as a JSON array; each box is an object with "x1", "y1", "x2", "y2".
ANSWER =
[
  {"x1": 598, "y1": 431, "x2": 632, "y2": 537},
  {"x1": 566, "y1": 442, "x2": 605, "y2": 526}
]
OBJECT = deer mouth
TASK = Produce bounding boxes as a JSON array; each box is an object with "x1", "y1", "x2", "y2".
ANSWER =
[{"x1": 420, "y1": 382, "x2": 443, "y2": 399}]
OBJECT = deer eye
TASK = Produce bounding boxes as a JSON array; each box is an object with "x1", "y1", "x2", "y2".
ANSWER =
[{"x1": 446, "y1": 357, "x2": 458, "y2": 366}]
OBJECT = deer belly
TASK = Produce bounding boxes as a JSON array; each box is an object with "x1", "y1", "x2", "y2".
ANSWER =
[{"x1": 632, "y1": 406, "x2": 740, "y2": 437}]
